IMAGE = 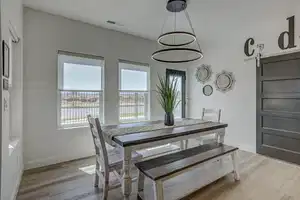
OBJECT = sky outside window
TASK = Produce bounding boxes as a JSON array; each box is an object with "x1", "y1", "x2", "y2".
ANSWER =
[
  {"x1": 63, "y1": 63, "x2": 148, "y2": 91},
  {"x1": 63, "y1": 63, "x2": 102, "y2": 90},
  {"x1": 120, "y1": 69, "x2": 148, "y2": 91}
]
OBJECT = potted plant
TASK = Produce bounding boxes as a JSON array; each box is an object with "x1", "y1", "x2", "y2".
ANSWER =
[{"x1": 156, "y1": 74, "x2": 181, "y2": 126}]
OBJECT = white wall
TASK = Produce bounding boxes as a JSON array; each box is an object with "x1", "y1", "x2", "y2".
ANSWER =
[
  {"x1": 188, "y1": 1, "x2": 300, "y2": 153},
  {"x1": 1, "y1": 0, "x2": 23, "y2": 199},
  {"x1": 23, "y1": 8, "x2": 188, "y2": 169}
]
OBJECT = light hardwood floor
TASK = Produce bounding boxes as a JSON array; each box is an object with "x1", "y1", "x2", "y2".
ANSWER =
[{"x1": 17, "y1": 150, "x2": 300, "y2": 200}]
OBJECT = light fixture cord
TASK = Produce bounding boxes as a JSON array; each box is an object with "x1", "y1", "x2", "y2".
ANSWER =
[
  {"x1": 157, "y1": 13, "x2": 169, "y2": 50},
  {"x1": 160, "y1": 13, "x2": 168, "y2": 35},
  {"x1": 173, "y1": 11, "x2": 177, "y2": 45},
  {"x1": 184, "y1": 9, "x2": 202, "y2": 53}
]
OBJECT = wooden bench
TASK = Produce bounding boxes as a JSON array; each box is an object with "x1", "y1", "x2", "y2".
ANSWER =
[{"x1": 135, "y1": 143, "x2": 240, "y2": 200}]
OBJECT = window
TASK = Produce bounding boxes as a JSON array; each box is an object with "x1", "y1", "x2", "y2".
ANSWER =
[
  {"x1": 58, "y1": 51, "x2": 104, "y2": 128},
  {"x1": 119, "y1": 60, "x2": 150, "y2": 123}
]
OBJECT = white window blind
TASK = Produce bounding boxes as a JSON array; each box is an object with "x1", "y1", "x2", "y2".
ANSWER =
[
  {"x1": 119, "y1": 61, "x2": 150, "y2": 123},
  {"x1": 57, "y1": 52, "x2": 104, "y2": 128}
]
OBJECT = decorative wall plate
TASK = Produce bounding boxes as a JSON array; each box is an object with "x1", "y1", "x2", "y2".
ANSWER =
[
  {"x1": 214, "y1": 70, "x2": 235, "y2": 93},
  {"x1": 203, "y1": 85, "x2": 213, "y2": 96},
  {"x1": 195, "y1": 64, "x2": 212, "y2": 84}
]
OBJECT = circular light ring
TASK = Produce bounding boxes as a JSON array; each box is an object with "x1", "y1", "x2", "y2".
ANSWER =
[
  {"x1": 152, "y1": 48, "x2": 203, "y2": 63},
  {"x1": 158, "y1": 31, "x2": 197, "y2": 47}
]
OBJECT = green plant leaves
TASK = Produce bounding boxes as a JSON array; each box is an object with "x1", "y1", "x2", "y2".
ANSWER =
[{"x1": 156, "y1": 74, "x2": 181, "y2": 113}]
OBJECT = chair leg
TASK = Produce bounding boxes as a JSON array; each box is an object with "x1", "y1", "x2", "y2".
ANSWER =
[
  {"x1": 153, "y1": 180, "x2": 164, "y2": 200},
  {"x1": 137, "y1": 171, "x2": 145, "y2": 192},
  {"x1": 137, "y1": 171, "x2": 145, "y2": 199},
  {"x1": 101, "y1": 172, "x2": 109, "y2": 200},
  {"x1": 94, "y1": 162, "x2": 100, "y2": 187},
  {"x1": 231, "y1": 151, "x2": 240, "y2": 181}
]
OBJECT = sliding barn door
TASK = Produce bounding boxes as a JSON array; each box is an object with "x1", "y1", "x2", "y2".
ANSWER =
[{"x1": 257, "y1": 52, "x2": 300, "y2": 165}]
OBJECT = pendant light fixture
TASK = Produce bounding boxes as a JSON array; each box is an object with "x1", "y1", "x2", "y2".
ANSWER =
[{"x1": 152, "y1": 0, "x2": 203, "y2": 63}]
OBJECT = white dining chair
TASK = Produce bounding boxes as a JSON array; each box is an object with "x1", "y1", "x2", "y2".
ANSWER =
[
  {"x1": 87, "y1": 115, "x2": 142, "y2": 200},
  {"x1": 197, "y1": 108, "x2": 222, "y2": 145}
]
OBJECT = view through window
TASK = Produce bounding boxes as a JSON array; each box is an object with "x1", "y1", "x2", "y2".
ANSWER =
[
  {"x1": 119, "y1": 61, "x2": 150, "y2": 122},
  {"x1": 58, "y1": 52, "x2": 104, "y2": 128}
]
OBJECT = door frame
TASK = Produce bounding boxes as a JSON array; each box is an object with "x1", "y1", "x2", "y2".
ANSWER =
[
  {"x1": 0, "y1": 1, "x2": 2, "y2": 197},
  {"x1": 166, "y1": 69, "x2": 186, "y2": 118}
]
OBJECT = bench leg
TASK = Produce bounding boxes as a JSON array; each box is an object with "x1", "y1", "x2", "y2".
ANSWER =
[
  {"x1": 214, "y1": 133, "x2": 219, "y2": 143},
  {"x1": 180, "y1": 141, "x2": 185, "y2": 150},
  {"x1": 137, "y1": 171, "x2": 145, "y2": 199},
  {"x1": 217, "y1": 132, "x2": 225, "y2": 144},
  {"x1": 153, "y1": 180, "x2": 164, "y2": 200},
  {"x1": 185, "y1": 139, "x2": 189, "y2": 149},
  {"x1": 231, "y1": 151, "x2": 240, "y2": 181}
]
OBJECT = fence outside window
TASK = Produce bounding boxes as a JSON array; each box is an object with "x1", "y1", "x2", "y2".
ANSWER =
[
  {"x1": 119, "y1": 90, "x2": 149, "y2": 123},
  {"x1": 59, "y1": 90, "x2": 104, "y2": 127},
  {"x1": 58, "y1": 90, "x2": 150, "y2": 127}
]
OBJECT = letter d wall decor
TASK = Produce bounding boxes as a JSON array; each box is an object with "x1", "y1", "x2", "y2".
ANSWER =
[
  {"x1": 278, "y1": 16, "x2": 297, "y2": 50},
  {"x1": 244, "y1": 15, "x2": 298, "y2": 57}
]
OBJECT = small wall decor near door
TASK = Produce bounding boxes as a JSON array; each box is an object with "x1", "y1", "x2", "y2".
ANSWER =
[
  {"x1": 203, "y1": 85, "x2": 213, "y2": 96},
  {"x1": 195, "y1": 64, "x2": 212, "y2": 84},
  {"x1": 215, "y1": 70, "x2": 235, "y2": 93}
]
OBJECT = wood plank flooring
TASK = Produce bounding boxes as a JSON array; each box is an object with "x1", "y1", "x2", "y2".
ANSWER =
[{"x1": 17, "y1": 150, "x2": 300, "y2": 200}]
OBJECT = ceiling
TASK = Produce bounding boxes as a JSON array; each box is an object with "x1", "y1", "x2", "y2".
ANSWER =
[{"x1": 23, "y1": 0, "x2": 295, "y2": 44}]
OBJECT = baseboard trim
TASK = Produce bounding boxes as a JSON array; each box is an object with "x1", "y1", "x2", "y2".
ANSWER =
[
  {"x1": 24, "y1": 151, "x2": 95, "y2": 170},
  {"x1": 224, "y1": 142, "x2": 256, "y2": 153}
]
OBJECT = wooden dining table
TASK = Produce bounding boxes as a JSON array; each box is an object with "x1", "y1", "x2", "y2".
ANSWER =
[{"x1": 102, "y1": 119, "x2": 228, "y2": 200}]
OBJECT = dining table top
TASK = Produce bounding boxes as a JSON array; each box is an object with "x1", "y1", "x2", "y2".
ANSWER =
[{"x1": 102, "y1": 119, "x2": 228, "y2": 147}]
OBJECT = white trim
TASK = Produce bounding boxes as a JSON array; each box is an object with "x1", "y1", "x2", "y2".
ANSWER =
[
  {"x1": 57, "y1": 52, "x2": 105, "y2": 128},
  {"x1": 262, "y1": 48, "x2": 300, "y2": 59},
  {"x1": 244, "y1": 48, "x2": 300, "y2": 62},
  {"x1": 10, "y1": 168, "x2": 23, "y2": 200},
  {"x1": 118, "y1": 60, "x2": 151, "y2": 122},
  {"x1": 24, "y1": 150, "x2": 95, "y2": 170},
  {"x1": 225, "y1": 141, "x2": 256, "y2": 153}
]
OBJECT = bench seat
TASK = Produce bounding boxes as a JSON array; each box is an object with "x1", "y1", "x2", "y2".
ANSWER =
[
  {"x1": 135, "y1": 143, "x2": 240, "y2": 200},
  {"x1": 136, "y1": 143, "x2": 237, "y2": 180}
]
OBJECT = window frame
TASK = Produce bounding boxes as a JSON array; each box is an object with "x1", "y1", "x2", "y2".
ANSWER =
[
  {"x1": 57, "y1": 51, "x2": 105, "y2": 129},
  {"x1": 118, "y1": 59, "x2": 151, "y2": 123}
]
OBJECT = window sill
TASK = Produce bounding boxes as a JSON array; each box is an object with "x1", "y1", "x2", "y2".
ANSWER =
[
  {"x1": 58, "y1": 125, "x2": 89, "y2": 130},
  {"x1": 9, "y1": 137, "x2": 20, "y2": 156}
]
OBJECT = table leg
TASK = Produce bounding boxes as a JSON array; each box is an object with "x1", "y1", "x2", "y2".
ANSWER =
[
  {"x1": 122, "y1": 147, "x2": 132, "y2": 200},
  {"x1": 153, "y1": 180, "x2": 164, "y2": 200},
  {"x1": 217, "y1": 130, "x2": 226, "y2": 167},
  {"x1": 231, "y1": 151, "x2": 240, "y2": 181}
]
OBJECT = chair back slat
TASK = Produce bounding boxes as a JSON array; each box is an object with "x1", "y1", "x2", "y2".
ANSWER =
[
  {"x1": 87, "y1": 115, "x2": 109, "y2": 175},
  {"x1": 202, "y1": 108, "x2": 221, "y2": 122}
]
